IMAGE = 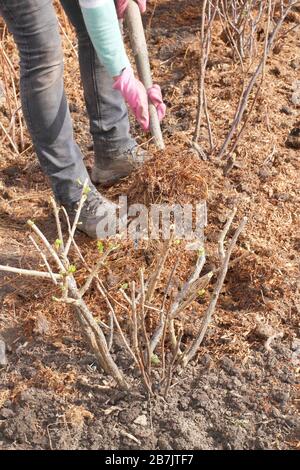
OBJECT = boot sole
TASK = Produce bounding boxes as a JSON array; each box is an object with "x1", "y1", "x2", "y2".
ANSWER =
[{"x1": 91, "y1": 166, "x2": 134, "y2": 186}]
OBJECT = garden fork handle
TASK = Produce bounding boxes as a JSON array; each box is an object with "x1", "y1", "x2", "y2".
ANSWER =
[{"x1": 125, "y1": 0, "x2": 165, "y2": 150}]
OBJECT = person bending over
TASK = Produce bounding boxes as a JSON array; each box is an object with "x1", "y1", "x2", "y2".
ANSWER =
[{"x1": 0, "y1": 0, "x2": 165, "y2": 238}]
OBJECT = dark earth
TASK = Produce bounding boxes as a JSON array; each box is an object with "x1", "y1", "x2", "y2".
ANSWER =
[{"x1": 0, "y1": 320, "x2": 299, "y2": 450}]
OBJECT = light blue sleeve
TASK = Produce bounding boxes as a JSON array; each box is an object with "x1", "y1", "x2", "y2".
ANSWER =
[{"x1": 79, "y1": 0, "x2": 130, "y2": 77}]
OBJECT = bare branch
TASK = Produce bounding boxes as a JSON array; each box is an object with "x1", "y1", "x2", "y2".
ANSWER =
[
  {"x1": 164, "y1": 328, "x2": 183, "y2": 398},
  {"x1": 145, "y1": 235, "x2": 173, "y2": 303},
  {"x1": 50, "y1": 197, "x2": 65, "y2": 253},
  {"x1": 64, "y1": 180, "x2": 89, "y2": 258},
  {"x1": 217, "y1": 2, "x2": 296, "y2": 159},
  {"x1": 79, "y1": 248, "x2": 112, "y2": 297},
  {"x1": 0, "y1": 264, "x2": 61, "y2": 281},
  {"x1": 27, "y1": 220, "x2": 65, "y2": 272},
  {"x1": 218, "y1": 207, "x2": 237, "y2": 261},
  {"x1": 139, "y1": 269, "x2": 151, "y2": 376},
  {"x1": 29, "y1": 235, "x2": 59, "y2": 285},
  {"x1": 182, "y1": 216, "x2": 247, "y2": 367}
]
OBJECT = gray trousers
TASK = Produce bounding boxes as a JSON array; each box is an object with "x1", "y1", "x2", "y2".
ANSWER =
[{"x1": 0, "y1": 0, "x2": 135, "y2": 204}]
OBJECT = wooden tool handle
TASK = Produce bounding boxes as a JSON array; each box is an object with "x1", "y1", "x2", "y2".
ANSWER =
[{"x1": 125, "y1": 1, "x2": 165, "y2": 150}]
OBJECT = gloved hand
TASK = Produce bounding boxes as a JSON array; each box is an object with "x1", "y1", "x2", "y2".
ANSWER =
[
  {"x1": 113, "y1": 67, "x2": 166, "y2": 131},
  {"x1": 148, "y1": 85, "x2": 166, "y2": 123},
  {"x1": 116, "y1": 0, "x2": 146, "y2": 19}
]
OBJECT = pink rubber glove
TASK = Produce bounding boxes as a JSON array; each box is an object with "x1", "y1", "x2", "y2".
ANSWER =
[
  {"x1": 113, "y1": 67, "x2": 149, "y2": 130},
  {"x1": 113, "y1": 67, "x2": 166, "y2": 131},
  {"x1": 116, "y1": 0, "x2": 146, "y2": 19},
  {"x1": 148, "y1": 84, "x2": 166, "y2": 123}
]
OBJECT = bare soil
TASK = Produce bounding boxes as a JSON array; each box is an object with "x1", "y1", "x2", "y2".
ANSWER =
[{"x1": 0, "y1": 0, "x2": 299, "y2": 450}]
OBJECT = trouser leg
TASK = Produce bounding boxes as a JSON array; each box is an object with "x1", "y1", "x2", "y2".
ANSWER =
[
  {"x1": 59, "y1": 0, "x2": 136, "y2": 166},
  {"x1": 0, "y1": 0, "x2": 91, "y2": 204}
]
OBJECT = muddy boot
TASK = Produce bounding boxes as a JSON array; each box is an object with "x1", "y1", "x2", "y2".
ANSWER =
[
  {"x1": 66, "y1": 189, "x2": 120, "y2": 239},
  {"x1": 91, "y1": 146, "x2": 149, "y2": 186}
]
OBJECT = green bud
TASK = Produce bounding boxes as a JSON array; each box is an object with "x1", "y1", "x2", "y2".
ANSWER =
[
  {"x1": 83, "y1": 185, "x2": 91, "y2": 195},
  {"x1": 55, "y1": 239, "x2": 62, "y2": 249},
  {"x1": 198, "y1": 289, "x2": 206, "y2": 297},
  {"x1": 97, "y1": 240, "x2": 104, "y2": 254},
  {"x1": 151, "y1": 354, "x2": 160, "y2": 365},
  {"x1": 68, "y1": 265, "x2": 76, "y2": 274},
  {"x1": 197, "y1": 247, "x2": 205, "y2": 257},
  {"x1": 120, "y1": 282, "x2": 129, "y2": 290}
]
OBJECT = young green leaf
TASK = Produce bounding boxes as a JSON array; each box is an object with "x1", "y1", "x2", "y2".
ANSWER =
[
  {"x1": 55, "y1": 239, "x2": 62, "y2": 249},
  {"x1": 97, "y1": 240, "x2": 104, "y2": 254},
  {"x1": 68, "y1": 265, "x2": 77, "y2": 274},
  {"x1": 83, "y1": 185, "x2": 91, "y2": 195}
]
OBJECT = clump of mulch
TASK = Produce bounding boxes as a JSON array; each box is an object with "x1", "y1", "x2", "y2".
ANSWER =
[{"x1": 105, "y1": 143, "x2": 209, "y2": 206}]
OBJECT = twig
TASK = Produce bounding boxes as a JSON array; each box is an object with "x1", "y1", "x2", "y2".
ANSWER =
[
  {"x1": 58, "y1": 20, "x2": 78, "y2": 58},
  {"x1": 27, "y1": 220, "x2": 65, "y2": 272},
  {"x1": 170, "y1": 271, "x2": 213, "y2": 319},
  {"x1": 0, "y1": 264, "x2": 61, "y2": 281},
  {"x1": 29, "y1": 235, "x2": 59, "y2": 285},
  {"x1": 63, "y1": 182, "x2": 88, "y2": 258},
  {"x1": 126, "y1": 281, "x2": 153, "y2": 396},
  {"x1": 182, "y1": 216, "x2": 247, "y2": 367},
  {"x1": 160, "y1": 259, "x2": 180, "y2": 356},
  {"x1": 10, "y1": 69, "x2": 24, "y2": 151},
  {"x1": 69, "y1": 286, "x2": 128, "y2": 389},
  {"x1": 139, "y1": 269, "x2": 151, "y2": 376},
  {"x1": 145, "y1": 235, "x2": 173, "y2": 303},
  {"x1": 194, "y1": 0, "x2": 209, "y2": 141},
  {"x1": 164, "y1": 328, "x2": 183, "y2": 398},
  {"x1": 50, "y1": 197, "x2": 65, "y2": 253},
  {"x1": 226, "y1": 0, "x2": 273, "y2": 158},
  {"x1": 217, "y1": 1, "x2": 297, "y2": 159},
  {"x1": 79, "y1": 249, "x2": 112, "y2": 297},
  {"x1": 146, "y1": 0, "x2": 158, "y2": 38},
  {"x1": 131, "y1": 281, "x2": 139, "y2": 355},
  {"x1": 218, "y1": 207, "x2": 237, "y2": 260},
  {"x1": 61, "y1": 206, "x2": 87, "y2": 267},
  {"x1": 96, "y1": 279, "x2": 139, "y2": 366},
  {"x1": 149, "y1": 271, "x2": 213, "y2": 355},
  {"x1": 26, "y1": 204, "x2": 127, "y2": 388},
  {"x1": 203, "y1": 88, "x2": 214, "y2": 153},
  {"x1": 128, "y1": 280, "x2": 153, "y2": 395},
  {"x1": 193, "y1": 0, "x2": 218, "y2": 155},
  {"x1": 0, "y1": 121, "x2": 19, "y2": 155}
]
